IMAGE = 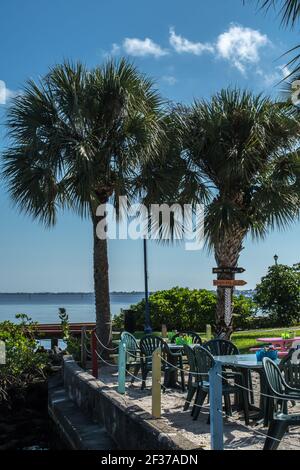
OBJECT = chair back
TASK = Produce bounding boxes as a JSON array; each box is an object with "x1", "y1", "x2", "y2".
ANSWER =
[
  {"x1": 172, "y1": 331, "x2": 202, "y2": 345},
  {"x1": 121, "y1": 331, "x2": 139, "y2": 362},
  {"x1": 263, "y1": 357, "x2": 286, "y2": 396},
  {"x1": 184, "y1": 344, "x2": 198, "y2": 375},
  {"x1": 279, "y1": 350, "x2": 300, "y2": 388},
  {"x1": 194, "y1": 345, "x2": 215, "y2": 385},
  {"x1": 140, "y1": 335, "x2": 168, "y2": 362},
  {"x1": 203, "y1": 339, "x2": 239, "y2": 356}
]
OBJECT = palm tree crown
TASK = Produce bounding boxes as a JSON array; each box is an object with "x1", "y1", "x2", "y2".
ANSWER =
[
  {"x1": 166, "y1": 89, "x2": 300, "y2": 336},
  {"x1": 2, "y1": 59, "x2": 164, "y2": 351}
]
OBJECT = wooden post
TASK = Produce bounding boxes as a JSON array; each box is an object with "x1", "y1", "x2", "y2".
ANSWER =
[
  {"x1": 91, "y1": 330, "x2": 98, "y2": 379},
  {"x1": 209, "y1": 361, "x2": 224, "y2": 450},
  {"x1": 81, "y1": 326, "x2": 87, "y2": 369},
  {"x1": 152, "y1": 348, "x2": 161, "y2": 418},
  {"x1": 206, "y1": 324, "x2": 212, "y2": 341},
  {"x1": 161, "y1": 324, "x2": 167, "y2": 338},
  {"x1": 118, "y1": 341, "x2": 126, "y2": 394}
]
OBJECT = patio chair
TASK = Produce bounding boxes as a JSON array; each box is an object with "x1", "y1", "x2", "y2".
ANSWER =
[
  {"x1": 203, "y1": 338, "x2": 254, "y2": 405},
  {"x1": 192, "y1": 346, "x2": 249, "y2": 424},
  {"x1": 120, "y1": 331, "x2": 140, "y2": 384},
  {"x1": 280, "y1": 349, "x2": 300, "y2": 389},
  {"x1": 262, "y1": 357, "x2": 300, "y2": 450},
  {"x1": 171, "y1": 332, "x2": 202, "y2": 345},
  {"x1": 183, "y1": 344, "x2": 199, "y2": 411},
  {"x1": 139, "y1": 335, "x2": 184, "y2": 391}
]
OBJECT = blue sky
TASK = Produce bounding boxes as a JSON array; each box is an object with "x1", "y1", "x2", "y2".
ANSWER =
[{"x1": 0, "y1": 0, "x2": 300, "y2": 293}]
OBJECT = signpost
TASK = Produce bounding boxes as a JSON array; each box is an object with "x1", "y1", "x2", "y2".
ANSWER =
[
  {"x1": 213, "y1": 267, "x2": 247, "y2": 333},
  {"x1": 213, "y1": 280, "x2": 247, "y2": 287},
  {"x1": 212, "y1": 267, "x2": 245, "y2": 274}
]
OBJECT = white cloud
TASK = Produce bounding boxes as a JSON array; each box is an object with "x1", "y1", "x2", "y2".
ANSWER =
[
  {"x1": 169, "y1": 27, "x2": 214, "y2": 55},
  {"x1": 161, "y1": 75, "x2": 177, "y2": 85},
  {"x1": 0, "y1": 80, "x2": 17, "y2": 105},
  {"x1": 216, "y1": 25, "x2": 269, "y2": 74},
  {"x1": 122, "y1": 37, "x2": 168, "y2": 58}
]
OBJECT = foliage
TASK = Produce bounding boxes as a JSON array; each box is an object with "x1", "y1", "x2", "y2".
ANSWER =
[
  {"x1": 254, "y1": 263, "x2": 300, "y2": 326},
  {"x1": 113, "y1": 287, "x2": 258, "y2": 332},
  {"x1": 58, "y1": 308, "x2": 81, "y2": 360},
  {"x1": 0, "y1": 314, "x2": 49, "y2": 404},
  {"x1": 250, "y1": 1, "x2": 300, "y2": 75}
]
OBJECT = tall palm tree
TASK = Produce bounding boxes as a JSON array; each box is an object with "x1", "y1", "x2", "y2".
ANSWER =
[
  {"x1": 161, "y1": 89, "x2": 300, "y2": 338},
  {"x1": 2, "y1": 60, "x2": 163, "y2": 353}
]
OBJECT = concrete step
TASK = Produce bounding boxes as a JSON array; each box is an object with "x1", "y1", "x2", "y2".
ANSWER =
[{"x1": 49, "y1": 385, "x2": 116, "y2": 450}]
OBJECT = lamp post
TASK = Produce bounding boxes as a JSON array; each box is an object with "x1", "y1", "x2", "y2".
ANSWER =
[
  {"x1": 143, "y1": 238, "x2": 152, "y2": 334},
  {"x1": 274, "y1": 254, "x2": 279, "y2": 266}
]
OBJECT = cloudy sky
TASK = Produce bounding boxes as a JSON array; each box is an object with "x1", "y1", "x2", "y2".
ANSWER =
[{"x1": 0, "y1": 0, "x2": 299, "y2": 292}]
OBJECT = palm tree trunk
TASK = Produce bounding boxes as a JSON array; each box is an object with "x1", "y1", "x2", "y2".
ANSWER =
[
  {"x1": 92, "y1": 208, "x2": 112, "y2": 359},
  {"x1": 214, "y1": 228, "x2": 246, "y2": 339}
]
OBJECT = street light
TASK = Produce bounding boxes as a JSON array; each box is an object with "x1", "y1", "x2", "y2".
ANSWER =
[{"x1": 274, "y1": 254, "x2": 279, "y2": 266}]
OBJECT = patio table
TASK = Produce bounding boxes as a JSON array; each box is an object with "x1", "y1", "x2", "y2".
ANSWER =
[
  {"x1": 214, "y1": 354, "x2": 280, "y2": 425},
  {"x1": 257, "y1": 337, "x2": 300, "y2": 352}
]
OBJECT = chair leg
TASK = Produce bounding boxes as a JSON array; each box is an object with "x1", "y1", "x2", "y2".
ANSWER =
[
  {"x1": 224, "y1": 394, "x2": 232, "y2": 417},
  {"x1": 184, "y1": 383, "x2": 196, "y2": 411},
  {"x1": 141, "y1": 366, "x2": 148, "y2": 390},
  {"x1": 248, "y1": 370, "x2": 254, "y2": 405},
  {"x1": 131, "y1": 364, "x2": 140, "y2": 384},
  {"x1": 179, "y1": 356, "x2": 185, "y2": 392},
  {"x1": 193, "y1": 390, "x2": 207, "y2": 421},
  {"x1": 263, "y1": 419, "x2": 289, "y2": 451}
]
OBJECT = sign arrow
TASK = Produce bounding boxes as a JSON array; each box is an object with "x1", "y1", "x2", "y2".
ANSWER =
[
  {"x1": 212, "y1": 267, "x2": 245, "y2": 275},
  {"x1": 213, "y1": 280, "x2": 247, "y2": 287}
]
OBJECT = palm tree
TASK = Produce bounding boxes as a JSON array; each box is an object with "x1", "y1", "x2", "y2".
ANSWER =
[
  {"x1": 250, "y1": 0, "x2": 300, "y2": 74},
  {"x1": 162, "y1": 89, "x2": 300, "y2": 338},
  {"x1": 2, "y1": 60, "x2": 163, "y2": 354}
]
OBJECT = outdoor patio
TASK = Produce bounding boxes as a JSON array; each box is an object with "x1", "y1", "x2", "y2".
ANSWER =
[{"x1": 94, "y1": 364, "x2": 300, "y2": 451}]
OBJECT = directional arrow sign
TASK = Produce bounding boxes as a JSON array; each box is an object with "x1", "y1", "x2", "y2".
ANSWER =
[
  {"x1": 213, "y1": 280, "x2": 247, "y2": 287},
  {"x1": 212, "y1": 267, "x2": 246, "y2": 275}
]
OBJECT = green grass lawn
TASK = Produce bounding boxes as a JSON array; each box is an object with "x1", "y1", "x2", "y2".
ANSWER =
[{"x1": 131, "y1": 327, "x2": 300, "y2": 353}]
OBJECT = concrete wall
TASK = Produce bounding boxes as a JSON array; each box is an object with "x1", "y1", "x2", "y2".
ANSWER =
[{"x1": 63, "y1": 356, "x2": 198, "y2": 451}]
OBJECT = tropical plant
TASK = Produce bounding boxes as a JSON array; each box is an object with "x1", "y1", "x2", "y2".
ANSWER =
[
  {"x1": 58, "y1": 308, "x2": 81, "y2": 360},
  {"x1": 255, "y1": 263, "x2": 300, "y2": 326},
  {"x1": 248, "y1": 0, "x2": 300, "y2": 75},
  {"x1": 2, "y1": 60, "x2": 163, "y2": 354},
  {"x1": 0, "y1": 314, "x2": 49, "y2": 404},
  {"x1": 152, "y1": 89, "x2": 300, "y2": 338}
]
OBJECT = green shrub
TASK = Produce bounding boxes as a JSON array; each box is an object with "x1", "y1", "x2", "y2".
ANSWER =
[
  {"x1": 255, "y1": 264, "x2": 300, "y2": 327},
  {"x1": 113, "y1": 287, "x2": 258, "y2": 332},
  {"x1": 0, "y1": 314, "x2": 49, "y2": 404}
]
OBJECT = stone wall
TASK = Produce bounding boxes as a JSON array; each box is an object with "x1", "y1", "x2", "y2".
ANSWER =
[{"x1": 62, "y1": 356, "x2": 198, "y2": 451}]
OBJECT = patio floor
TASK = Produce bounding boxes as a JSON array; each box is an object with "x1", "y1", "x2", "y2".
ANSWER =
[{"x1": 95, "y1": 365, "x2": 300, "y2": 451}]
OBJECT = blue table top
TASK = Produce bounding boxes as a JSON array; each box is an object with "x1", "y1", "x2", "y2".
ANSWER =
[{"x1": 214, "y1": 354, "x2": 280, "y2": 369}]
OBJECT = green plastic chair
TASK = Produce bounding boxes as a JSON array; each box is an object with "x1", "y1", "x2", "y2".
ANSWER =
[
  {"x1": 279, "y1": 349, "x2": 300, "y2": 389},
  {"x1": 192, "y1": 346, "x2": 249, "y2": 424},
  {"x1": 183, "y1": 344, "x2": 199, "y2": 411},
  {"x1": 139, "y1": 335, "x2": 184, "y2": 391},
  {"x1": 120, "y1": 331, "x2": 141, "y2": 384},
  {"x1": 263, "y1": 357, "x2": 300, "y2": 450}
]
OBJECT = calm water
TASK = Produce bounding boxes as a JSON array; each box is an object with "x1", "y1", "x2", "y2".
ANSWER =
[{"x1": 0, "y1": 293, "x2": 145, "y2": 324}]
